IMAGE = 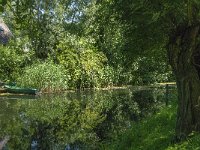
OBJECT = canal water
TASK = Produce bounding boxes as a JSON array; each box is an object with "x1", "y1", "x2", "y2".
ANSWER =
[{"x1": 0, "y1": 86, "x2": 177, "y2": 150}]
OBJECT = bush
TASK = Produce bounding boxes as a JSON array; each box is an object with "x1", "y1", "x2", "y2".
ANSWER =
[
  {"x1": 0, "y1": 45, "x2": 22, "y2": 81},
  {"x1": 57, "y1": 36, "x2": 116, "y2": 89},
  {"x1": 132, "y1": 56, "x2": 174, "y2": 85},
  {"x1": 17, "y1": 61, "x2": 68, "y2": 92}
]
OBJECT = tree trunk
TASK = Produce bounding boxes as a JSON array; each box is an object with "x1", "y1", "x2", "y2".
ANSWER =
[{"x1": 168, "y1": 24, "x2": 200, "y2": 140}]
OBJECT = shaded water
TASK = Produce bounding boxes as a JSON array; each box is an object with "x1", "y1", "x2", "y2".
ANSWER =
[{"x1": 0, "y1": 86, "x2": 177, "y2": 150}]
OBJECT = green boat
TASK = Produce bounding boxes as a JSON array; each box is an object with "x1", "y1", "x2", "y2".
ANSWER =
[{"x1": 4, "y1": 85, "x2": 38, "y2": 95}]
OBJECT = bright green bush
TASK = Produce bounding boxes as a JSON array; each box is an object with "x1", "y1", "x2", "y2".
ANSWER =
[
  {"x1": 17, "y1": 61, "x2": 68, "y2": 92},
  {"x1": 57, "y1": 36, "x2": 117, "y2": 89}
]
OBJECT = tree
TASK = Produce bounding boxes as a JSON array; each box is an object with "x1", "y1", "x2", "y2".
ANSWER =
[
  {"x1": 92, "y1": 0, "x2": 200, "y2": 139},
  {"x1": 2, "y1": 0, "x2": 90, "y2": 59}
]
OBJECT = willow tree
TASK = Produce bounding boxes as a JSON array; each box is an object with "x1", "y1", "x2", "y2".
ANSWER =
[
  {"x1": 91, "y1": 0, "x2": 200, "y2": 139},
  {"x1": 166, "y1": 1, "x2": 200, "y2": 139}
]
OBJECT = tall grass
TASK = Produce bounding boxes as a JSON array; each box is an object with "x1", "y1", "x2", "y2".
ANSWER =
[
  {"x1": 17, "y1": 60, "x2": 131, "y2": 92},
  {"x1": 17, "y1": 61, "x2": 68, "y2": 92}
]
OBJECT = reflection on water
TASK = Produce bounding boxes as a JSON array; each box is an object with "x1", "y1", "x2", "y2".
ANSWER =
[{"x1": 0, "y1": 86, "x2": 177, "y2": 150}]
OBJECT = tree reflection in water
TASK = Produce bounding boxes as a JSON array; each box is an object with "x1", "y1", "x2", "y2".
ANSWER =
[{"x1": 0, "y1": 87, "x2": 177, "y2": 149}]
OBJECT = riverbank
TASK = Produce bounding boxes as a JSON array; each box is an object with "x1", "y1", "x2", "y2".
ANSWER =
[
  {"x1": 0, "y1": 82, "x2": 176, "y2": 95},
  {"x1": 101, "y1": 100, "x2": 200, "y2": 150}
]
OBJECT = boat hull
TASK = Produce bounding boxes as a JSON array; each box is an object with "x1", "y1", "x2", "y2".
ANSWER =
[{"x1": 4, "y1": 85, "x2": 38, "y2": 95}]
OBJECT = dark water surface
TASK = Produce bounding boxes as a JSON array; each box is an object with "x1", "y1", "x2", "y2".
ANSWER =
[{"x1": 0, "y1": 86, "x2": 177, "y2": 150}]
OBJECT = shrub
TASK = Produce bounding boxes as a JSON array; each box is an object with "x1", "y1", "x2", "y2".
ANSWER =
[
  {"x1": 17, "y1": 61, "x2": 68, "y2": 92},
  {"x1": 57, "y1": 36, "x2": 111, "y2": 89},
  {"x1": 0, "y1": 45, "x2": 22, "y2": 81}
]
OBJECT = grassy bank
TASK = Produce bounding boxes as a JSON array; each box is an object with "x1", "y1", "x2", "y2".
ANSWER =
[{"x1": 102, "y1": 101, "x2": 200, "y2": 150}]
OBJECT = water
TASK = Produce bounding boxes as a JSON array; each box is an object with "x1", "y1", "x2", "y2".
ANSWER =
[{"x1": 0, "y1": 86, "x2": 177, "y2": 150}]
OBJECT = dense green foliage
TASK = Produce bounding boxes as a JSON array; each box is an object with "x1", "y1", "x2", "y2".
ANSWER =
[
  {"x1": 17, "y1": 61, "x2": 68, "y2": 92},
  {"x1": 57, "y1": 36, "x2": 108, "y2": 88},
  {"x1": 0, "y1": 0, "x2": 173, "y2": 90},
  {"x1": 0, "y1": 45, "x2": 21, "y2": 81}
]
